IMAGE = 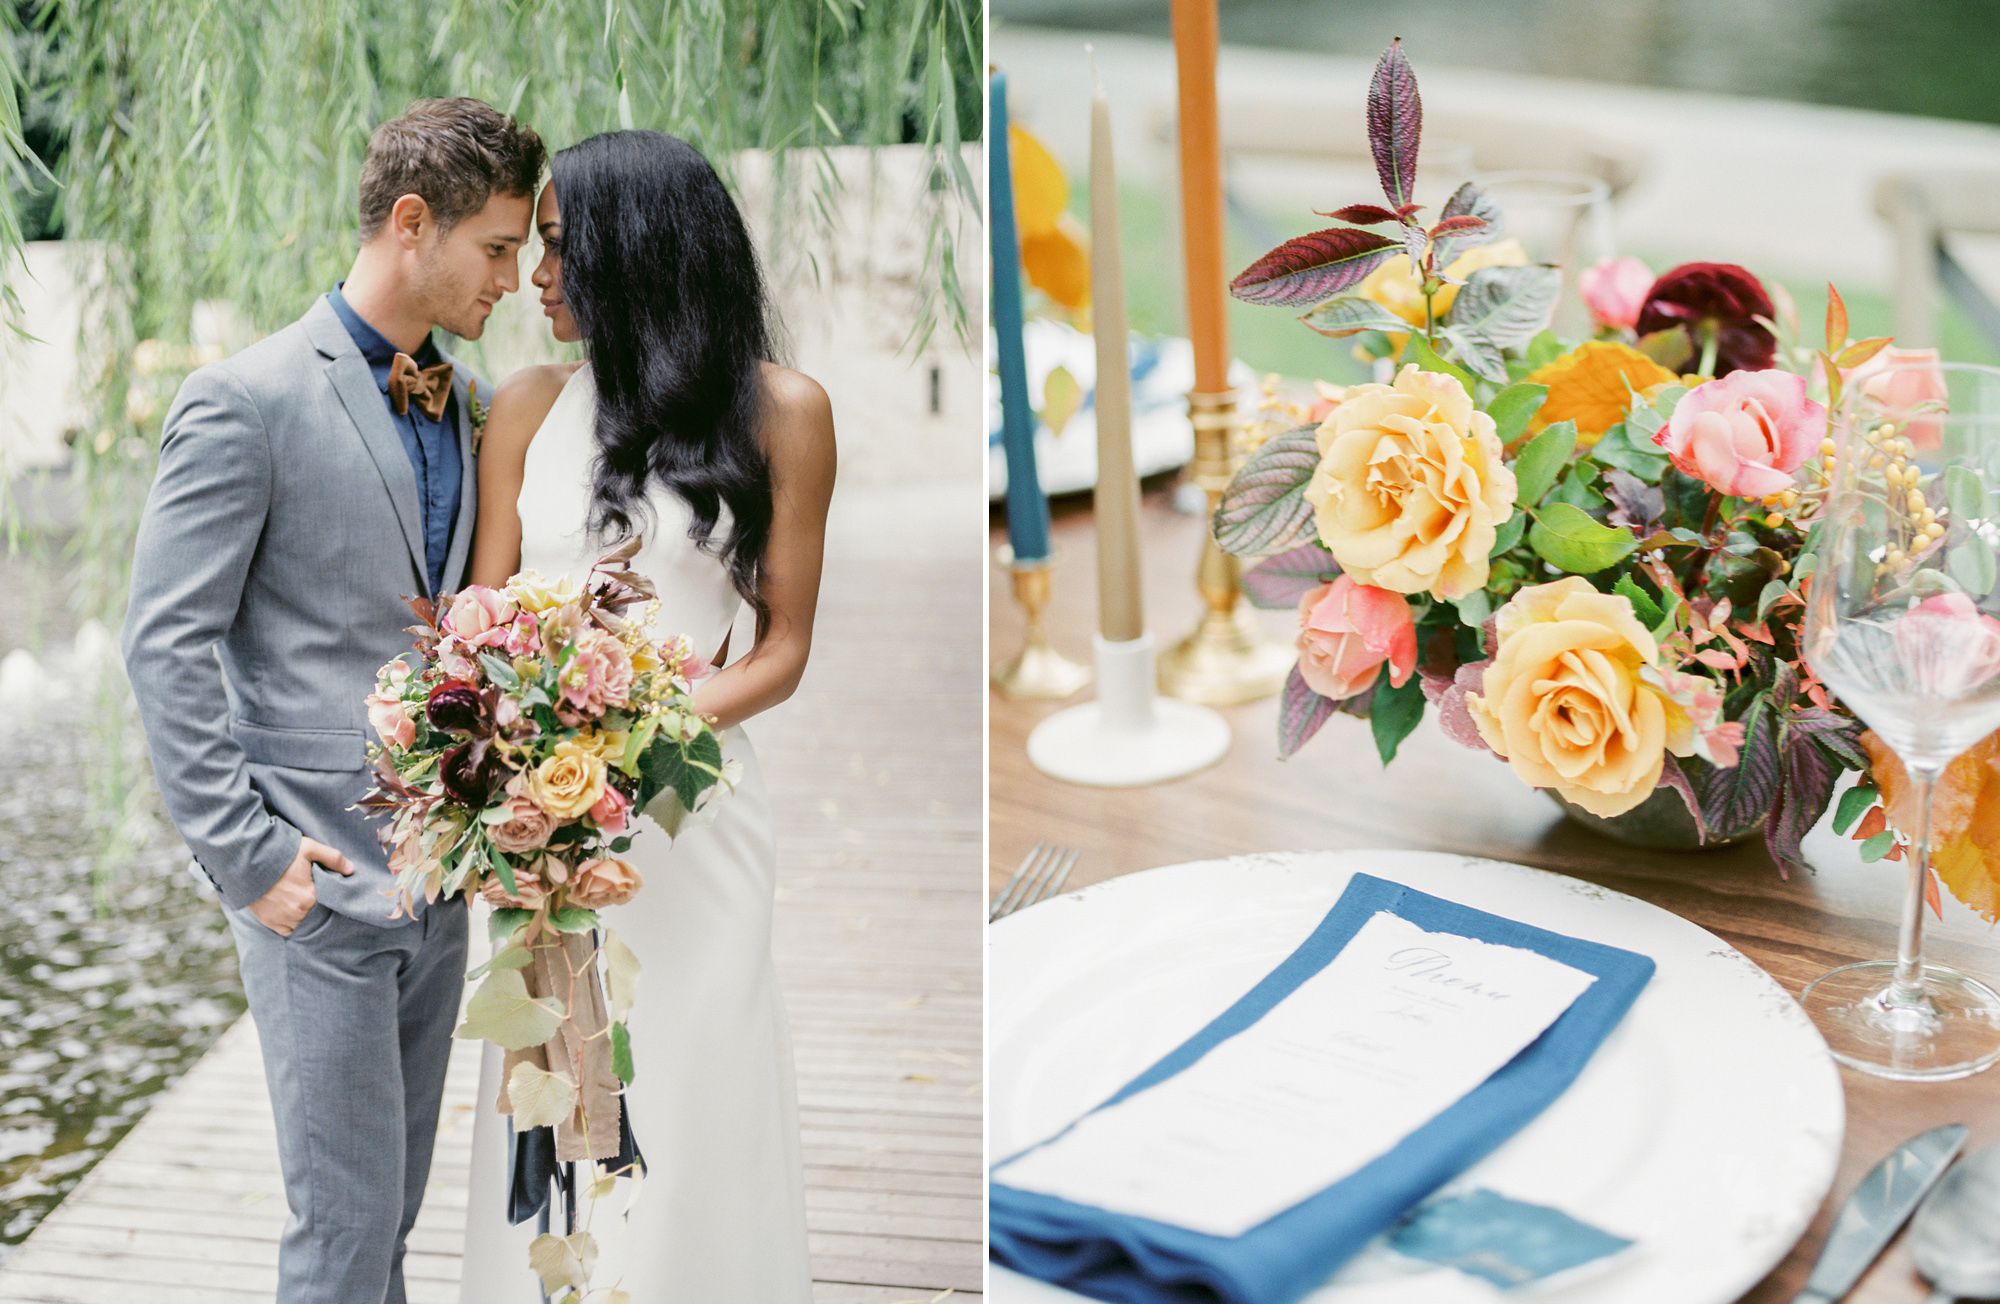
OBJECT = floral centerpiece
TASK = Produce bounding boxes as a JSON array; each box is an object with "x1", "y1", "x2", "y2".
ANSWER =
[
  {"x1": 1214, "y1": 39, "x2": 1996, "y2": 919},
  {"x1": 360, "y1": 539, "x2": 736, "y2": 1298}
]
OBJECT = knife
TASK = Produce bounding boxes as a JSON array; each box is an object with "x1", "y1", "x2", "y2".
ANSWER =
[{"x1": 1790, "y1": 1123, "x2": 1969, "y2": 1303}]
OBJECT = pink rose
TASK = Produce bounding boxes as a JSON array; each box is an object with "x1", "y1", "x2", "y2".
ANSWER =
[
  {"x1": 1580, "y1": 256, "x2": 1654, "y2": 332},
  {"x1": 567, "y1": 857, "x2": 643, "y2": 910},
  {"x1": 590, "y1": 785, "x2": 631, "y2": 836},
  {"x1": 378, "y1": 658, "x2": 413, "y2": 690},
  {"x1": 444, "y1": 586, "x2": 518, "y2": 648},
  {"x1": 1851, "y1": 346, "x2": 1948, "y2": 452},
  {"x1": 479, "y1": 865, "x2": 547, "y2": 910},
  {"x1": 488, "y1": 795, "x2": 555, "y2": 854},
  {"x1": 559, "y1": 627, "x2": 635, "y2": 715},
  {"x1": 366, "y1": 693, "x2": 415, "y2": 748},
  {"x1": 1655, "y1": 369, "x2": 1823, "y2": 499},
  {"x1": 1295, "y1": 576, "x2": 1418, "y2": 701},
  {"x1": 1895, "y1": 593, "x2": 2000, "y2": 698}
]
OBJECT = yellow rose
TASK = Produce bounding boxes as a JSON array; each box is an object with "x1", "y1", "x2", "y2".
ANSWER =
[
  {"x1": 506, "y1": 569, "x2": 581, "y2": 614},
  {"x1": 529, "y1": 739, "x2": 608, "y2": 820},
  {"x1": 1304, "y1": 364, "x2": 1516, "y2": 600},
  {"x1": 1466, "y1": 578, "x2": 1693, "y2": 817},
  {"x1": 1356, "y1": 238, "x2": 1529, "y2": 332}
]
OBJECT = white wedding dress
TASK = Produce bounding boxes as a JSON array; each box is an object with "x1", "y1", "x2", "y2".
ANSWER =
[{"x1": 459, "y1": 363, "x2": 813, "y2": 1302}]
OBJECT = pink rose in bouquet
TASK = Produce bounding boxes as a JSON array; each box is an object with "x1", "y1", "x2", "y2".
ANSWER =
[
  {"x1": 1851, "y1": 346, "x2": 1949, "y2": 451},
  {"x1": 1655, "y1": 369, "x2": 1822, "y2": 498},
  {"x1": 366, "y1": 692, "x2": 415, "y2": 748},
  {"x1": 1896, "y1": 593, "x2": 2000, "y2": 698},
  {"x1": 1295, "y1": 576, "x2": 1418, "y2": 700},
  {"x1": 568, "y1": 857, "x2": 643, "y2": 910},
  {"x1": 590, "y1": 785, "x2": 632, "y2": 836},
  {"x1": 1580, "y1": 256, "x2": 1653, "y2": 332},
  {"x1": 444, "y1": 585, "x2": 517, "y2": 647},
  {"x1": 488, "y1": 794, "x2": 555, "y2": 854}
]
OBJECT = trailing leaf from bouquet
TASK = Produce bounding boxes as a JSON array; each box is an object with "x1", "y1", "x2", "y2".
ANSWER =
[
  {"x1": 1211, "y1": 426, "x2": 1322, "y2": 556},
  {"x1": 1230, "y1": 228, "x2": 1401, "y2": 307}
]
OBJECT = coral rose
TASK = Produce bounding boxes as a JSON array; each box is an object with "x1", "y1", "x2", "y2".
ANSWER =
[
  {"x1": 1467, "y1": 578, "x2": 1694, "y2": 817},
  {"x1": 488, "y1": 795, "x2": 555, "y2": 854},
  {"x1": 1851, "y1": 347, "x2": 1949, "y2": 452},
  {"x1": 1304, "y1": 364, "x2": 1517, "y2": 600},
  {"x1": 366, "y1": 693, "x2": 415, "y2": 748},
  {"x1": 1579, "y1": 256, "x2": 1653, "y2": 332},
  {"x1": 1295, "y1": 576, "x2": 1418, "y2": 701},
  {"x1": 1655, "y1": 368, "x2": 1823, "y2": 498},
  {"x1": 590, "y1": 785, "x2": 632, "y2": 836},
  {"x1": 480, "y1": 865, "x2": 547, "y2": 910},
  {"x1": 529, "y1": 740, "x2": 608, "y2": 820},
  {"x1": 567, "y1": 857, "x2": 643, "y2": 910}
]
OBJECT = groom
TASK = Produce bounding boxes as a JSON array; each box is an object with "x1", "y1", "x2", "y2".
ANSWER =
[{"x1": 121, "y1": 99, "x2": 544, "y2": 1303}]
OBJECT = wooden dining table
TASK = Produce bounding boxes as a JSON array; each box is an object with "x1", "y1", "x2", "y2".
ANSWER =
[{"x1": 989, "y1": 482, "x2": 2000, "y2": 1304}]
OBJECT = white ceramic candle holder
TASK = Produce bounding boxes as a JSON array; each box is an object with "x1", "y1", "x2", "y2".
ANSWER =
[{"x1": 1027, "y1": 632, "x2": 1231, "y2": 787}]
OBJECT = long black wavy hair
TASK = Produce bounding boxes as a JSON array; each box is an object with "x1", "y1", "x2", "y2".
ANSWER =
[{"x1": 551, "y1": 130, "x2": 776, "y2": 627}]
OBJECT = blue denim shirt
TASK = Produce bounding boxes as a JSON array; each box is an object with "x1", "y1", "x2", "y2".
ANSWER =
[{"x1": 326, "y1": 286, "x2": 461, "y2": 597}]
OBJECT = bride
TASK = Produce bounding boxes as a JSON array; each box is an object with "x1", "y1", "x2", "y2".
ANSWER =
[{"x1": 457, "y1": 129, "x2": 834, "y2": 1300}]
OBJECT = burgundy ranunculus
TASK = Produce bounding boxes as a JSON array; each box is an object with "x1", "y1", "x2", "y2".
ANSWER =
[
  {"x1": 1635, "y1": 262, "x2": 1776, "y2": 377},
  {"x1": 425, "y1": 679, "x2": 491, "y2": 735},
  {"x1": 439, "y1": 738, "x2": 505, "y2": 806}
]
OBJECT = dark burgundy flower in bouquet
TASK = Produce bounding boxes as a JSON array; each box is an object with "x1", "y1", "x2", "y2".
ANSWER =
[
  {"x1": 439, "y1": 738, "x2": 506, "y2": 807},
  {"x1": 426, "y1": 680, "x2": 491, "y2": 735},
  {"x1": 1636, "y1": 262, "x2": 1777, "y2": 376}
]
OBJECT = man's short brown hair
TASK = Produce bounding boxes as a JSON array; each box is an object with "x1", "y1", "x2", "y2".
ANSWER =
[{"x1": 357, "y1": 98, "x2": 546, "y2": 241}]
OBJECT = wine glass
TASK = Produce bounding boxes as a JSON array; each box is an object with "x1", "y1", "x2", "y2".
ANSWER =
[
  {"x1": 1471, "y1": 170, "x2": 1614, "y2": 340},
  {"x1": 1804, "y1": 360, "x2": 2000, "y2": 1080}
]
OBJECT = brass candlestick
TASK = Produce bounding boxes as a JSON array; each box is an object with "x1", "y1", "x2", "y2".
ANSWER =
[
  {"x1": 993, "y1": 550, "x2": 1092, "y2": 700},
  {"x1": 1157, "y1": 388, "x2": 1293, "y2": 706}
]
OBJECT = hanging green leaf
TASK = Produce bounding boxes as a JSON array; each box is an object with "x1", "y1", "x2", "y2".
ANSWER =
[
  {"x1": 1511, "y1": 420, "x2": 1579, "y2": 508},
  {"x1": 1528, "y1": 503, "x2": 1639, "y2": 574}
]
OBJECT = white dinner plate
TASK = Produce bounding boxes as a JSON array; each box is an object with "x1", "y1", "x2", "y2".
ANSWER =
[{"x1": 989, "y1": 850, "x2": 1844, "y2": 1304}]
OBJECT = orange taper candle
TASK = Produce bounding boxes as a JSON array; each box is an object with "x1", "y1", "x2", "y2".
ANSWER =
[{"x1": 1171, "y1": 0, "x2": 1229, "y2": 394}]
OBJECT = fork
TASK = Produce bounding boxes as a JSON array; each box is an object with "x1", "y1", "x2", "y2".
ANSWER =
[{"x1": 990, "y1": 842, "x2": 1080, "y2": 922}]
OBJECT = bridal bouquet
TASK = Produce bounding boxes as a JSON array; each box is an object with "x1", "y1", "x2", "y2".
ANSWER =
[
  {"x1": 1215, "y1": 40, "x2": 1998, "y2": 918},
  {"x1": 359, "y1": 540, "x2": 735, "y2": 1263}
]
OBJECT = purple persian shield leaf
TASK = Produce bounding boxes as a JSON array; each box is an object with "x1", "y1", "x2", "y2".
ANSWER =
[
  {"x1": 1212, "y1": 426, "x2": 1323, "y2": 557},
  {"x1": 1430, "y1": 182, "x2": 1501, "y2": 268},
  {"x1": 1790, "y1": 708, "x2": 1869, "y2": 769},
  {"x1": 1230, "y1": 228, "x2": 1400, "y2": 306},
  {"x1": 1279, "y1": 662, "x2": 1339, "y2": 759},
  {"x1": 1367, "y1": 39, "x2": 1423, "y2": 209},
  {"x1": 1766, "y1": 727, "x2": 1838, "y2": 878},
  {"x1": 1443, "y1": 264, "x2": 1562, "y2": 348},
  {"x1": 1656, "y1": 754, "x2": 1709, "y2": 844},
  {"x1": 1317, "y1": 203, "x2": 1400, "y2": 225},
  {"x1": 1242, "y1": 541, "x2": 1342, "y2": 610},
  {"x1": 1401, "y1": 221, "x2": 1431, "y2": 275},
  {"x1": 1299, "y1": 295, "x2": 1414, "y2": 338},
  {"x1": 1698, "y1": 696, "x2": 1782, "y2": 837},
  {"x1": 1419, "y1": 658, "x2": 1494, "y2": 754}
]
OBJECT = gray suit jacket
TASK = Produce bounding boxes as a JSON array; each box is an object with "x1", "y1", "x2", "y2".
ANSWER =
[{"x1": 122, "y1": 295, "x2": 483, "y2": 926}]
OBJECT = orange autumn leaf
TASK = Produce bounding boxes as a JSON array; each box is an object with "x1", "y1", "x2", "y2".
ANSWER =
[
  {"x1": 1863, "y1": 730, "x2": 2000, "y2": 922},
  {"x1": 1009, "y1": 123, "x2": 1067, "y2": 236},
  {"x1": 1524, "y1": 340, "x2": 1678, "y2": 447},
  {"x1": 1021, "y1": 212, "x2": 1091, "y2": 312}
]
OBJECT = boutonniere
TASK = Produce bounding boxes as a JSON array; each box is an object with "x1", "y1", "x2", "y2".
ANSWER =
[{"x1": 468, "y1": 379, "x2": 489, "y2": 453}]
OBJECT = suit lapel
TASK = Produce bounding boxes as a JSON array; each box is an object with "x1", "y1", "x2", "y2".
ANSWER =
[
  {"x1": 440, "y1": 359, "x2": 479, "y2": 592},
  {"x1": 303, "y1": 298, "x2": 428, "y2": 588}
]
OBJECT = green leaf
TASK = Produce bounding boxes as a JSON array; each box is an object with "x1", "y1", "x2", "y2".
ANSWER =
[
  {"x1": 605, "y1": 929, "x2": 641, "y2": 1022},
  {"x1": 1590, "y1": 423, "x2": 1671, "y2": 479},
  {"x1": 489, "y1": 944, "x2": 535, "y2": 971},
  {"x1": 1528, "y1": 503, "x2": 1640, "y2": 574},
  {"x1": 1211, "y1": 426, "x2": 1322, "y2": 557},
  {"x1": 1947, "y1": 465, "x2": 1987, "y2": 523},
  {"x1": 1299, "y1": 296, "x2": 1414, "y2": 338},
  {"x1": 1405, "y1": 331, "x2": 1478, "y2": 390},
  {"x1": 638, "y1": 729, "x2": 726, "y2": 813},
  {"x1": 1443, "y1": 264, "x2": 1562, "y2": 346},
  {"x1": 455, "y1": 968, "x2": 565, "y2": 1050},
  {"x1": 1859, "y1": 830, "x2": 1897, "y2": 862},
  {"x1": 608, "y1": 836, "x2": 633, "y2": 854},
  {"x1": 479, "y1": 653, "x2": 521, "y2": 690},
  {"x1": 1548, "y1": 470, "x2": 1607, "y2": 513},
  {"x1": 1511, "y1": 420, "x2": 1578, "y2": 509},
  {"x1": 548, "y1": 907, "x2": 601, "y2": 934},
  {"x1": 507, "y1": 1060, "x2": 578, "y2": 1130},
  {"x1": 489, "y1": 907, "x2": 534, "y2": 947},
  {"x1": 1440, "y1": 325, "x2": 1509, "y2": 384},
  {"x1": 1756, "y1": 578, "x2": 1791, "y2": 622},
  {"x1": 1489, "y1": 511, "x2": 1527, "y2": 558},
  {"x1": 611, "y1": 1021, "x2": 635, "y2": 1083},
  {"x1": 1521, "y1": 330, "x2": 1564, "y2": 371},
  {"x1": 1453, "y1": 588, "x2": 1492, "y2": 629},
  {"x1": 1833, "y1": 783, "x2": 1880, "y2": 836},
  {"x1": 1613, "y1": 574, "x2": 1666, "y2": 629},
  {"x1": 1950, "y1": 534, "x2": 1997, "y2": 597},
  {"x1": 1484, "y1": 383, "x2": 1549, "y2": 447},
  {"x1": 1370, "y1": 674, "x2": 1426, "y2": 765},
  {"x1": 1652, "y1": 385, "x2": 1690, "y2": 419}
]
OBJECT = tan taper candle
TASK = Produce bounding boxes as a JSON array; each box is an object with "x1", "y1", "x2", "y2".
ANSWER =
[{"x1": 1090, "y1": 67, "x2": 1144, "y2": 644}]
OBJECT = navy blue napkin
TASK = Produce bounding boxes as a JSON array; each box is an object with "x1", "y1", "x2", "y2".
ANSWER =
[{"x1": 988, "y1": 872, "x2": 1656, "y2": 1304}]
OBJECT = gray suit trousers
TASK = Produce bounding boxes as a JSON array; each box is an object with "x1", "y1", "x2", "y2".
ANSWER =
[{"x1": 226, "y1": 896, "x2": 469, "y2": 1304}]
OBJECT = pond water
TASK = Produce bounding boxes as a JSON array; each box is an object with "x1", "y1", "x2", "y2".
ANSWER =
[
  {"x1": 994, "y1": 0, "x2": 2000, "y2": 128},
  {"x1": 0, "y1": 537, "x2": 246, "y2": 1262}
]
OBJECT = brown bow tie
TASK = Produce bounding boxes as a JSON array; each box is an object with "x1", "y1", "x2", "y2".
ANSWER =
[{"x1": 387, "y1": 353, "x2": 454, "y2": 421}]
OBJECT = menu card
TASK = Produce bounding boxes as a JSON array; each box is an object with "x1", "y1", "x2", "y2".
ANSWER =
[{"x1": 994, "y1": 909, "x2": 1598, "y2": 1237}]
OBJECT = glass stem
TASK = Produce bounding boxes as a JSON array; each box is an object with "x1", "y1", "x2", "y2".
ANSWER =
[{"x1": 1892, "y1": 765, "x2": 1939, "y2": 1008}]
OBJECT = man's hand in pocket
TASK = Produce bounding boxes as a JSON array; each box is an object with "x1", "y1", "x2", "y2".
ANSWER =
[{"x1": 249, "y1": 836, "x2": 354, "y2": 936}]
